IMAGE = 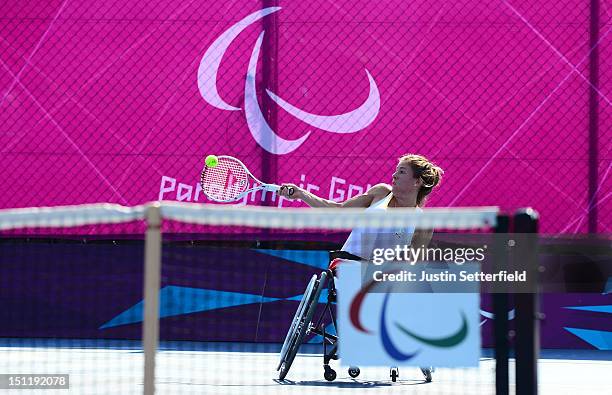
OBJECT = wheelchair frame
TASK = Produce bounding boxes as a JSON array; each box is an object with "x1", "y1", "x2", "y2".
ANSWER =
[
  {"x1": 278, "y1": 258, "x2": 433, "y2": 383},
  {"x1": 277, "y1": 269, "x2": 345, "y2": 381}
]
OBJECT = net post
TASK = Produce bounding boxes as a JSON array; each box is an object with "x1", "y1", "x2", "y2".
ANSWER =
[
  {"x1": 493, "y1": 214, "x2": 510, "y2": 395},
  {"x1": 514, "y1": 208, "x2": 539, "y2": 395},
  {"x1": 143, "y1": 203, "x2": 162, "y2": 395}
]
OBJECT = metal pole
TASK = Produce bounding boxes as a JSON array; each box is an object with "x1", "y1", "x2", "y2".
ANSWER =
[
  {"x1": 588, "y1": 0, "x2": 600, "y2": 233},
  {"x1": 493, "y1": 214, "x2": 510, "y2": 395},
  {"x1": 514, "y1": 208, "x2": 539, "y2": 395},
  {"x1": 261, "y1": 0, "x2": 279, "y2": 202},
  {"x1": 143, "y1": 204, "x2": 162, "y2": 395}
]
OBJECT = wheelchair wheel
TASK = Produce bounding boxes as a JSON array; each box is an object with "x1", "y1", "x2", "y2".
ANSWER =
[
  {"x1": 277, "y1": 274, "x2": 317, "y2": 371},
  {"x1": 278, "y1": 271, "x2": 328, "y2": 380}
]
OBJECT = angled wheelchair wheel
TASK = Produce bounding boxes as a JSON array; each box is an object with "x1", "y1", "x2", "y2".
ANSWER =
[
  {"x1": 277, "y1": 274, "x2": 317, "y2": 371},
  {"x1": 278, "y1": 271, "x2": 327, "y2": 380}
]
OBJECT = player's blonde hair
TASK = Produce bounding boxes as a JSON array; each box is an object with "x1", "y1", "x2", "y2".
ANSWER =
[{"x1": 399, "y1": 154, "x2": 444, "y2": 206}]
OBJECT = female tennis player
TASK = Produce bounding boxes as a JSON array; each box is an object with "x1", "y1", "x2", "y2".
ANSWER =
[
  {"x1": 278, "y1": 153, "x2": 444, "y2": 251},
  {"x1": 278, "y1": 153, "x2": 444, "y2": 382},
  {"x1": 279, "y1": 153, "x2": 442, "y2": 206}
]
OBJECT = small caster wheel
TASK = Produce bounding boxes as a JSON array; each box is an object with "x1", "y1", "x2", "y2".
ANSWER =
[
  {"x1": 348, "y1": 367, "x2": 360, "y2": 378},
  {"x1": 324, "y1": 366, "x2": 337, "y2": 381},
  {"x1": 390, "y1": 367, "x2": 399, "y2": 382}
]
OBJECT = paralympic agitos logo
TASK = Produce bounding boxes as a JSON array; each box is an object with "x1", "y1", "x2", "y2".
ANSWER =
[
  {"x1": 350, "y1": 274, "x2": 469, "y2": 361},
  {"x1": 197, "y1": 7, "x2": 380, "y2": 155}
]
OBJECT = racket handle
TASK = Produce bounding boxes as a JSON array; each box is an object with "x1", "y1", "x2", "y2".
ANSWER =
[
  {"x1": 270, "y1": 184, "x2": 295, "y2": 197},
  {"x1": 263, "y1": 184, "x2": 281, "y2": 193}
]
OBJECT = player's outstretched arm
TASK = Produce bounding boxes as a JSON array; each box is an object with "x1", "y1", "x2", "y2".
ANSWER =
[{"x1": 278, "y1": 183, "x2": 391, "y2": 208}]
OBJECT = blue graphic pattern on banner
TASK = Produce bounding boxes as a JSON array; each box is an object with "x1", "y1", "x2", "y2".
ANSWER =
[
  {"x1": 564, "y1": 328, "x2": 612, "y2": 350},
  {"x1": 565, "y1": 305, "x2": 612, "y2": 314},
  {"x1": 100, "y1": 286, "x2": 279, "y2": 329},
  {"x1": 285, "y1": 290, "x2": 328, "y2": 304},
  {"x1": 255, "y1": 249, "x2": 330, "y2": 269},
  {"x1": 562, "y1": 303, "x2": 611, "y2": 349}
]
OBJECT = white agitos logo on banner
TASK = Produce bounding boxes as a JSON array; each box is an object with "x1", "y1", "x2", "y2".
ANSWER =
[{"x1": 198, "y1": 7, "x2": 380, "y2": 155}]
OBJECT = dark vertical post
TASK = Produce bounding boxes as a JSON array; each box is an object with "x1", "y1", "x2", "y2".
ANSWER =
[
  {"x1": 588, "y1": 0, "x2": 600, "y2": 233},
  {"x1": 493, "y1": 214, "x2": 510, "y2": 395},
  {"x1": 514, "y1": 208, "x2": 539, "y2": 395},
  {"x1": 261, "y1": 0, "x2": 279, "y2": 205}
]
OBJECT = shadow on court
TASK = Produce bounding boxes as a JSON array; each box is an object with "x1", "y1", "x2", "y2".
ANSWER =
[{"x1": 274, "y1": 378, "x2": 428, "y2": 387}]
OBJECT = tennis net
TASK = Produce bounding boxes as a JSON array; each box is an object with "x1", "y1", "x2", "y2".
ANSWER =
[{"x1": 0, "y1": 202, "x2": 540, "y2": 394}]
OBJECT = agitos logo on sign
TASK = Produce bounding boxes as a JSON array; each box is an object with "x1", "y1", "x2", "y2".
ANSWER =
[
  {"x1": 338, "y1": 263, "x2": 480, "y2": 367},
  {"x1": 350, "y1": 274, "x2": 469, "y2": 362},
  {"x1": 197, "y1": 7, "x2": 380, "y2": 155}
]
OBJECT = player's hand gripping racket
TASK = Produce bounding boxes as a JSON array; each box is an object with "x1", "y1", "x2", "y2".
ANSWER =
[{"x1": 200, "y1": 155, "x2": 294, "y2": 203}]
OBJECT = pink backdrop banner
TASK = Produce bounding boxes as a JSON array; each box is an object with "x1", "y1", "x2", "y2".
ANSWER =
[{"x1": 0, "y1": 0, "x2": 610, "y2": 233}]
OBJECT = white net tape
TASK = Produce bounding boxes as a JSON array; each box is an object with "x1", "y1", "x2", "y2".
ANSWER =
[{"x1": 0, "y1": 202, "x2": 498, "y2": 230}]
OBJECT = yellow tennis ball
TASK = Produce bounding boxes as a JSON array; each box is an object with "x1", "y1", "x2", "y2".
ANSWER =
[{"x1": 205, "y1": 155, "x2": 218, "y2": 168}]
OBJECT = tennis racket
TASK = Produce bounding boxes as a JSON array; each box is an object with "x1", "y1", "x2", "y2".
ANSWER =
[{"x1": 199, "y1": 155, "x2": 294, "y2": 203}]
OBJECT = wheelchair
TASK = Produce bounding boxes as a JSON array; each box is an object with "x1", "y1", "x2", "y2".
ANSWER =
[{"x1": 277, "y1": 251, "x2": 434, "y2": 383}]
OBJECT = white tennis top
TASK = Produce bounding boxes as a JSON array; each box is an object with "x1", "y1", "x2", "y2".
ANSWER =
[{"x1": 340, "y1": 193, "x2": 419, "y2": 259}]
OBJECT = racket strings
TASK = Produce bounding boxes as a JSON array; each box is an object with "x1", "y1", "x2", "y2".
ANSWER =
[{"x1": 201, "y1": 157, "x2": 250, "y2": 201}]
